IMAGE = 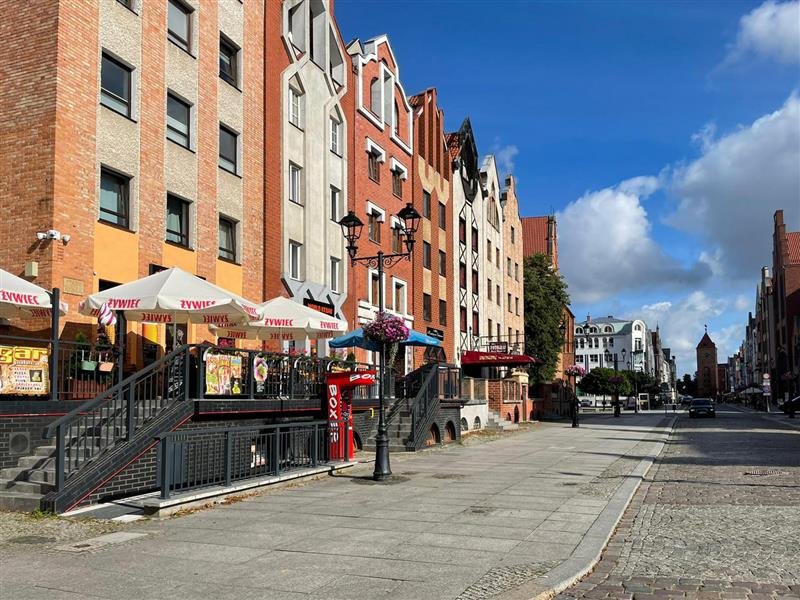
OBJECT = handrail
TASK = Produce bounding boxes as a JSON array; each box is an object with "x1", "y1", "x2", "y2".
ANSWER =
[
  {"x1": 155, "y1": 419, "x2": 329, "y2": 440},
  {"x1": 45, "y1": 344, "x2": 191, "y2": 437},
  {"x1": 407, "y1": 365, "x2": 441, "y2": 447}
]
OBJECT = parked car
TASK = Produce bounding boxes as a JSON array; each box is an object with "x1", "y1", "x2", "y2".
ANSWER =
[
  {"x1": 579, "y1": 398, "x2": 593, "y2": 407},
  {"x1": 680, "y1": 395, "x2": 693, "y2": 406},
  {"x1": 779, "y1": 395, "x2": 800, "y2": 415},
  {"x1": 688, "y1": 398, "x2": 716, "y2": 418}
]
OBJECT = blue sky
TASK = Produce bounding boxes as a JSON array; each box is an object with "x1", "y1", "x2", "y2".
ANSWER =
[{"x1": 336, "y1": 0, "x2": 800, "y2": 375}]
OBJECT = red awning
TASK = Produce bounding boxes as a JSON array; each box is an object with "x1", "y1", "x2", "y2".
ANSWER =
[{"x1": 461, "y1": 351, "x2": 537, "y2": 367}]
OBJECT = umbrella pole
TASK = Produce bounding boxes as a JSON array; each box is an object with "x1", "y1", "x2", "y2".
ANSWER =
[
  {"x1": 49, "y1": 288, "x2": 60, "y2": 402},
  {"x1": 116, "y1": 311, "x2": 125, "y2": 386}
]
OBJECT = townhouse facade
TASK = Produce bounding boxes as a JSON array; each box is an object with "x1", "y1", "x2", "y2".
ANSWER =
[
  {"x1": 574, "y1": 316, "x2": 652, "y2": 375},
  {"x1": 502, "y1": 176, "x2": 524, "y2": 352},
  {"x1": 480, "y1": 156, "x2": 506, "y2": 348}
]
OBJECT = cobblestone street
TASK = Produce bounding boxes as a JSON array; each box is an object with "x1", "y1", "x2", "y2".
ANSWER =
[{"x1": 557, "y1": 407, "x2": 800, "y2": 600}]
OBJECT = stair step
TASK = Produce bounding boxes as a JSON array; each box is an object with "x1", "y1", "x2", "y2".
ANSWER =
[
  {"x1": 34, "y1": 445, "x2": 57, "y2": 457},
  {"x1": 1, "y1": 478, "x2": 53, "y2": 494},
  {"x1": 28, "y1": 469, "x2": 57, "y2": 484},
  {"x1": 16, "y1": 456, "x2": 56, "y2": 470},
  {"x1": 0, "y1": 491, "x2": 43, "y2": 512}
]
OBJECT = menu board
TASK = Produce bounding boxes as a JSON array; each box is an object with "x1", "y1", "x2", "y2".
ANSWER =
[{"x1": 0, "y1": 345, "x2": 49, "y2": 396}]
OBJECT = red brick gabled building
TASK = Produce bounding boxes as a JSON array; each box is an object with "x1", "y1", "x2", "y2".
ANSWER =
[
  {"x1": 343, "y1": 36, "x2": 415, "y2": 371},
  {"x1": 521, "y1": 215, "x2": 558, "y2": 269},
  {"x1": 409, "y1": 88, "x2": 454, "y2": 366},
  {"x1": 772, "y1": 210, "x2": 800, "y2": 400}
]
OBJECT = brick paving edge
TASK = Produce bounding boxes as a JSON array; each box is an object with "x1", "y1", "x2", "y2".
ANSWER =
[{"x1": 496, "y1": 416, "x2": 678, "y2": 600}]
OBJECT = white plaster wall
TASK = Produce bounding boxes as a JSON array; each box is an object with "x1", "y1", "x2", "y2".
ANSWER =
[
  {"x1": 460, "y1": 401, "x2": 489, "y2": 435},
  {"x1": 481, "y1": 157, "x2": 505, "y2": 342}
]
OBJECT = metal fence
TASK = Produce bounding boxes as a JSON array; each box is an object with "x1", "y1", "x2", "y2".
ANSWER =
[{"x1": 156, "y1": 420, "x2": 337, "y2": 499}]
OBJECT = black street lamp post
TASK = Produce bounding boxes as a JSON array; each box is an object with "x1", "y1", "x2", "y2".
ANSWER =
[{"x1": 338, "y1": 203, "x2": 421, "y2": 481}]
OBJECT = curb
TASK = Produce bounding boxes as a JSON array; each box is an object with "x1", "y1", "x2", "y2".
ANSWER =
[{"x1": 497, "y1": 415, "x2": 678, "y2": 600}]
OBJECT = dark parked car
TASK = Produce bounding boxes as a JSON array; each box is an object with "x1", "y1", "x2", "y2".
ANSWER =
[
  {"x1": 779, "y1": 395, "x2": 800, "y2": 415},
  {"x1": 688, "y1": 398, "x2": 715, "y2": 418}
]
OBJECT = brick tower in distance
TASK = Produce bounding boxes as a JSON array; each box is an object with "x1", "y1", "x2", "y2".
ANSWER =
[{"x1": 696, "y1": 329, "x2": 719, "y2": 399}]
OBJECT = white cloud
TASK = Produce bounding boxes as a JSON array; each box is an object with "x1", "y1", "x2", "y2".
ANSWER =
[
  {"x1": 667, "y1": 93, "x2": 800, "y2": 279},
  {"x1": 724, "y1": 0, "x2": 800, "y2": 66},
  {"x1": 558, "y1": 177, "x2": 711, "y2": 303},
  {"x1": 633, "y1": 292, "x2": 734, "y2": 376},
  {"x1": 490, "y1": 139, "x2": 519, "y2": 176}
]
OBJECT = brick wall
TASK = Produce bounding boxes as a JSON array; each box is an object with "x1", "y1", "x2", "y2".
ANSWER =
[{"x1": 0, "y1": 400, "x2": 84, "y2": 469}]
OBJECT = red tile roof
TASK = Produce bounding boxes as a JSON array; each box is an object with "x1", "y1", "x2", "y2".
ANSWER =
[
  {"x1": 445, "y1": 132, "x2": 461, "y2": 160},
  {"x1": 787, "y1": 232, "x2": 800, "y2": 265},
  {"x1": 521, "y1": 216, "x2": 549, "y2": 257}
]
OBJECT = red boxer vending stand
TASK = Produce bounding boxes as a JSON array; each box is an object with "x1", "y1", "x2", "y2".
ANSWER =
[{"x1": 326, "y1": 370, "x2": 376, "y2": 461}]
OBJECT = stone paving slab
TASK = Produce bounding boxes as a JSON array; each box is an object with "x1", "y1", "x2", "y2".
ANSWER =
[{"x1": 1, "y1": 414, "x2": 674, "y2": 600}]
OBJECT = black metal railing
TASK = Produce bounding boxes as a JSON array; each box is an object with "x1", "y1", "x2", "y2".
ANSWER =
[
  {"x1": 156, "y1": 420, "x2": 339, "y2": 499},
  {"x1": 405, "y1": 364, "x2": 461, "y2": 449},
  {"x1": 0, "y1": 334, "x2": 117, "y2": 400},
  {"x1": 45, "y1": 345, "x2": 191, "y2": 490}
]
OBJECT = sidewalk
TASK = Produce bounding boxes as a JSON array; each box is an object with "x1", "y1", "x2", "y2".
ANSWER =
[{"x1": 0, "y1": 414, "x2": 674, "y2": 600}]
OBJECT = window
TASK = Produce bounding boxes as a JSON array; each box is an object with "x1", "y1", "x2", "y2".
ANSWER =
[
  {"x1": 392, "y1": 169, "x2": 403, "y2": 197},
  {"x1": 423, "y1": 293, "x2": 432, "y2": 322},
  {"x1": 439, "y1": 300, "x2": 447, "y2": 326},
  {"x1": 496, "y1": 284, "x2": 500, "y2": 305},
  {"x1": 590, "y1": 354, "x2": 598, "y2": 363},
  {"x1": 576, "y1": 355, "x2": 584, "y2": 363},
  {"x1": 439, "y1": 250, "x2": 446, "y2": 276},
  {"x1": 486, "y1": 239, "x2": 492, "y2": 256},
  {"x1": 219, "y1": 35, "x2": 238, "y2": 86},
  {"x1": 511, "y1": 226, "x2": 516, "y2": 244},
  {"x1": 99, "y1": 168, "x2": 130, "y2": 228},
  {"x1": 488, "y1": 319, "x2": 492, "y2": 337},
  {"x1": 166, "y1": 93, "x2": 190, "y2": 148},
  {"x1": 472, "y1": 311, "x2": 479, "y2": 336},
  {"x1": 368, "y1": 151, "x2": 380, "y2": 182},
  {"x1": 218, "y1": 216, "x2": 236, "y2": 261},
  {"x1": 422, "y1": 242, "x2": 431, "y2": 269},
  {"x1": 514, "y1": 263, "x2": 519, "y2": 281},
  {"x1": 422, "y1": 191, "x2": 431, "y2": 218},
  {"x1": 330, "y1": 257, "x2": 340, "y2": 292},
  {"x1": 393, "y1": 281, "x2": 406, "y2": 313},
  {"x1": 369, "y1": 77, "x2": 380, "y2": 115},
  {"x1": 507, "y1": 293, "x2": 512, "y2": 312},
  {"x1": 289, "y1": 163, "x2": 302, "y2": 205},
  {"x1": 495, "y1": 248, "x2": 500, "y2": 268},
  {"x1": 289, "y1": 87, "x2": 303, "y2": 128},
  {"x1": 608, "y1": 337, "x2": 614, "y2": 347},
  {"x1": 459, "y1": 218, "x2": 466, "y2": 244},
  {"x1": 460, "y1": 307, "x2": 467, "y2": 333},
  {"x1": 330, "y1": 117, "x2": 341, "y2": 154},
  {"x1": 507, "y1": 257, "x2": 512, "y2": 276},
  {"x1": 100, "y1": 53, "x2": 131, "y2": 117},
  {"x1": 471, "y1": 270, "x2": 478, "y2": 293},
  {"x1": 438, "y1": 202, "x2": 446, "y2": 229},
  {"x1": 166, "y1": 194, "x2": 190, "y2": 247},
  {"x1": 391, "y1": 223, "x2": 402, "y2": 253},
  {"x1": 219, "y1": 125, "x2": 238, "y2": 173},
  {"x1": 289, "y1": 241, "x2": 302, "y2": 280},
  {"x1": 515, "y1": 297, "x2": 519, "y2": 316},
  {"x1": 368, "y1": 209, "x2": 382, "y2": 243},
  {"x1": 487, "y1": 279, "x2": 492, "y2": 301},
  {"x1": 471, "y1": 227, "x2": 478, "y2": 252},
  {"x1": 167, "y1": 0, "x2": 191, "y2": 52},
  {"x1": 330, "y1": 186, "x2": 340, "y2": 221},
  {"x1": 370, "y1": 272, "x2": 380, "y2": 305},
  {"x1": 459, "y1": 263, "x2": 467, "y2": 289}
]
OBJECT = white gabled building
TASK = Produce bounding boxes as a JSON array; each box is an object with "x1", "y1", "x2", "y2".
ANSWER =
[{"x1": 574, "y1": 315, "x2": 653, "y2": 375}]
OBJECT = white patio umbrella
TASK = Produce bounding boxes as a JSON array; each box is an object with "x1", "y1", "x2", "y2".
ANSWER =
[
  {"x1": 211, "y1": 296, "x2": 347, "y2": 341},
  {"x1": 0, "y1": 268, "x2": 68, "y2": 319},
  {"x1": 79, "y1": 267, "x2": 261, "y2": 325}
]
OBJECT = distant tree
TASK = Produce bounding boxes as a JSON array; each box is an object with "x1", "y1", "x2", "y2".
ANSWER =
[
  {"x1": 579, "y1": 367, "x2": 616, "y2": 396},
  {"x1": 677, "y1": 373, "x2": 697, "y2": 396},
  {"x1": 523, "y1": 253, "x2": 570, "y2": 384}
]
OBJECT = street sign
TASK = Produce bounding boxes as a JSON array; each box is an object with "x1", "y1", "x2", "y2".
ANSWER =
[{"x1": 488, "y1": 341, "x2": 508, "y2": 353}]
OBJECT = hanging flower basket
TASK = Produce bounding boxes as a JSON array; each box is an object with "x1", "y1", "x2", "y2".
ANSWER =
[
  {"x1": 363, "y1": 312, "x2": 409, "y2": 368},
  {"x1": 565, "y1": 364, "x2": 586, "y2": 377}
]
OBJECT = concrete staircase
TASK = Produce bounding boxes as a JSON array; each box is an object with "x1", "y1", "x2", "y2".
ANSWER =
[
  {"x1": 0, "y1": 445, "x2": 57, "y2": 511},
  {"x1": 364, "y1": 405, "x2": 414, "y2": 452},
  {"x1": 485, "y1": 409, "x2": 519, "y2": 432}
]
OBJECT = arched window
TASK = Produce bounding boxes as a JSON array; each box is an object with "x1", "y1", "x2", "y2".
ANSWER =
[
  {"x1": 393, "y1": 100, "x2": 399, "y2": 135},
  {"x1": 369, "y1": 77, "x2": 380, "y2": 115},
  {"x1": 634, "y1": 324, "x2": 642, "y2": 332},
  {"x1": 576, "y1": 327, "x2": 583, "y2": 335},
  {"x1": 605, "y1": 326, "x2": 613, "y2": 333}
]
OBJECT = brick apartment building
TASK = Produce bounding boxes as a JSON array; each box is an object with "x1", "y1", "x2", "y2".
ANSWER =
[
  {"x1": 772, "y1": 209, "x2": 800, "y2": 401},
  {"x1": 0, "y1": 0, "x2": 277, "y2": 364},
  {"x1": 409, "y1": 88, "x2": 454, "y2": 367},
  {"x1": 502, "y1": 175, "x2": 524, "y2": 351},
  {"x1": 342, "y1": 35, "x2": 415, "y2": 371}
]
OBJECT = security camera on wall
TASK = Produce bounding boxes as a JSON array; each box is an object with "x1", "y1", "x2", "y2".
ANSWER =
[
  {"x1": 46, "y1": 230, "x2": 61, "y2": 240},
  {"x1": 36, "y1": 232, "x2": 47, "y2": 241}
]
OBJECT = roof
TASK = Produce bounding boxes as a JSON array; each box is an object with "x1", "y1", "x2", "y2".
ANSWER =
[
  {"x1": 521, "y1": 216, "x2": 549, "y2": 257},
  {"x1": 444, "y1": 132, "x2": 461, "y2": 160},
  {"x1": 696, "y1": 332, "x2": 716, "y2": 349},
  {"x1": 787, "y1": 232, "x2": 800, "y2": 265}
]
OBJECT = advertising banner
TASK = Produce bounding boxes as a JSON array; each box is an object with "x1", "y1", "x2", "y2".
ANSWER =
[
  {"x1": 204, "y1": 352, "x2": 243, "y2": 395},
  {"x1": 0, "y1": 345, "x2": 49, "y2": 395}
]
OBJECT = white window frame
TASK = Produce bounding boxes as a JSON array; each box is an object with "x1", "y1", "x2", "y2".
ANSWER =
[
  {"x1": 289, "y1": 86, "x2": 303, "y2": 128},
  {"x1": 330, "y1": 256, "x2": 341, "y2": 293},
  {"x1": 392, "y1": 277, "x2": 408, "y2": 315},
  {"x1": 368, "y1": 268, "x2": 385, "y2": 307},
  {"x1": 289, "y1": 240, "x2": 302, "y2": 280},
  {"x1": 330, "y1": 185, "x2": 340, "y2": 222},
  {"x1": 330, "y1": 117, "x2": 341, "y2": 154},
  {"x1": 289, "y1": 162, "x2": 303, "y2": 205},
  {"x1": 364, "y1": 138, "x2": 386, "y2": 163},
  {"x1": 389, "y1": 158, "x2": 408, "y2": 180}
]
